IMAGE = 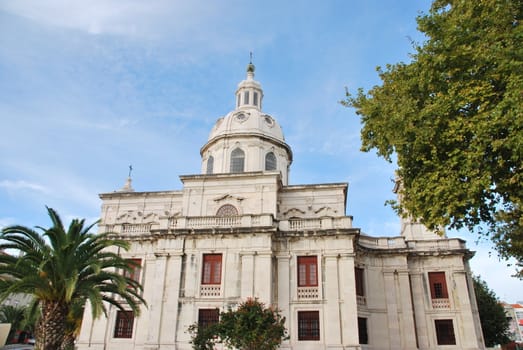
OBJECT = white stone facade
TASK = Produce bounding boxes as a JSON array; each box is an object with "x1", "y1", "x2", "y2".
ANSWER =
[{"x1": 77, "y1": 64, "x2": 485, "y2": 350}]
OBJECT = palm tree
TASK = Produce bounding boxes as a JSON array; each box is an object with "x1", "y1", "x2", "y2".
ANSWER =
[
  {"x1": 0, "y1": 304, "x2": 27, "y2": 344},
  {"x1": 0, "y1": 207, "x2": 146, "y2": 350}
]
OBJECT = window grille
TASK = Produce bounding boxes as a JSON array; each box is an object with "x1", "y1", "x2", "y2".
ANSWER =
[
  {"x1": 298, "y1": 311, "x2": 320, "y2": 341},
  {"x1": 216, "y1": 204, "x2": 238, "y2": 216},
  {"x1": 114, "y1": 310, "x2": 134, "y2": 338},
  {"x1": 435, "y1": 319, "x2": 456, "y2": 345},
  {"x1": 198, "y1": 309, "x2": 219, "y2": 329}
]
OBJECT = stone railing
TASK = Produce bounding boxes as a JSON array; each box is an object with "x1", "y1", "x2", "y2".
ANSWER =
[
  {"x1": 432, "y1": 298, "x2": 451, "y2": 309},
  {"x1": 280, "y1": 217, "x2": 352, "y2": 231},
  {"x1": 200, "y1": 285, "x2": 221, "y2": 297},
  {"x1": 297, "y1": 286, "x2": 319, "y2": 299},
  {"x1": 357, "y1": 295, "x2": 367, "y2": 306},
  {"x1": 358, "y1": 236, "x2": 407, "y2": 249}
]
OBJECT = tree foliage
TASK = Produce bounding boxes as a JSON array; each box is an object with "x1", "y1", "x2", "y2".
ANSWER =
[
  {"x1": 344, "y1": 0, "x2": 523, "y2": 275},
  {"x1": 473, "y1": 276, "x2": 510, "y2": 346},
  {"x1": 188, "y1": 298, "x2": 288, "y2": 350},
  {"x1": 0, "y1": 304, "x2": 28, "y2": 343},
  {"x1": 0, "y1": 207, "x2": 146, "y2": 350}
]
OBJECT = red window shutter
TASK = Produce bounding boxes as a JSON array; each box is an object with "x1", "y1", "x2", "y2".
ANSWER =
[
  {"x1": 428, "y1": 272, "x2": 448, "y2": 299},
  {"x1": 298, "y1": 256, "x2": 318, "y2": 287},
  {"x1": 124, "y1": 258, "x2": 142, "y2": 283},
  {"x1": 202, "y1": 254, "x2": 222, "y2": 285}
]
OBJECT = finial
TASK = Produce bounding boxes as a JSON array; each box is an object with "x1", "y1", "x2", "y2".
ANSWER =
[
  {"x1": 117, "y1": 164, "x2": 135, "y2": 192},
  {"x1": 246, "y1": 52, "x2": 255, "y2": 74}
]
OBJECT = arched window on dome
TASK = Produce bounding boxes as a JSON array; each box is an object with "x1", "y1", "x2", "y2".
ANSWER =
[
  {"x1": 216, "y1": 204, "x2": 238, "y2": 216},
  {"x1": 265, "y1": 152, "x2": 277, "y2": 171},
  {"x1": 206, "y1": 156, "x2": 214, "y2": 174},
  {"x1": 230, "y1": 148, "x2": 245, "y2": 173}
]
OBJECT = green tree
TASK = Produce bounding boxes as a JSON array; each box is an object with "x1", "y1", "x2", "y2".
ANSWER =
[
  {"x1": 188, "y1": 298, "x2": 288, "y2": 350},
  {"x1": 0, "y1": 207, "x2": 146, "y2": 350},
  {"x1": 473, "y1": 276, "x2": 510, "y2": 347},
  {"x1": 344, "y1": 0, "x2": 523, "y2": 274}
]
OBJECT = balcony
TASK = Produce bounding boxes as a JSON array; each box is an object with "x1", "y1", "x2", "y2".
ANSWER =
[
  {"x1": 297, "y1": 286, "x2": 319, "y2": 299},
  {"x1": 200, "y1": 284, "x2": 221, "y2": 297},
  {"x1": 432, "y1": 298, "x2": 451, "y2": 309}
]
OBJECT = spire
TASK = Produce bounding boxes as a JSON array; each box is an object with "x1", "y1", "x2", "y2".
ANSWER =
[
  {"x1": 236, "y1": 53, "x2": 263, "y2": 111},
  {"x1": 246, "y1": 52, "x2": 255, "y2": 79}
]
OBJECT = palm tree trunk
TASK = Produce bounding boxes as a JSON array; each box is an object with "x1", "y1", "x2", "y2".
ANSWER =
[
  {"x1": 60, "y1": 333, "x2": 76, "y2": 350},
  {"x1": 35, "y1": 301, "x2": 67, "y2": 350}
]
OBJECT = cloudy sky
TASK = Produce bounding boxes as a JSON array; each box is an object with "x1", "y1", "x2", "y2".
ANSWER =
[{"x1": 0, "y1": 0, "x2": 520, "y2": 302}]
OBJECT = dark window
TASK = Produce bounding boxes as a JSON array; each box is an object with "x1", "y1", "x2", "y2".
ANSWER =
[
  {"x1": 198, "y1": 309, "x2": 219, "y2": 329},
  {"x1": 355, "y1": 267, "x2": 365, "y2": 297},
  {"x1": 298, "y1": 311, "x2": 320, "y2": 340},
  {"x1": 298, "y1": 256, "x2": 318, "y2": 287},
  {"x1": 216, "y1": 204, "x2": 238, "y2": 216},
  {"x1": 206, "y1": 156, "x2": 214, "y2": 174},
  {"x1": 114, "y1": 310, "x2": 134, "y2": 338},
  {"x1": 358, "y1": 317, "x2": 368, "y2": 344},
  {"x1": 244, "y1": 91, "x2": 249, "y2": 105},
  {"x1": 230, "y1": 148, "x2": 245, "y2": 173},
  {"x1": 253, "y1": 91, "x2": 259, "y2": 106},
  {"x1": 202, "y1": 254, "x2": 222, "y2": 285},
  {"x1": 435, "y1": 319, "x2": 456, "y2": 345},
  {"x1": 429, "y1": 272, "x2": 448, "y2": 299},
  {"x1": 265, "y1": 152, "x2": 277, "y2": 171}
]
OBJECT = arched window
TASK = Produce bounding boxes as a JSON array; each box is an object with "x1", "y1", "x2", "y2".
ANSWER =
[
  {"x1": 216, "y1": 204, "x2": 238, "y2": 216},
  {"x1": 206, "y1": 156, "x2": 214, "y2": 174},
  {"x1": 230, "y1": 148, "x2": 245, "y2": 173},
  {"x1": 265, "y1": 152, "x2": 277, "y2": 171}
]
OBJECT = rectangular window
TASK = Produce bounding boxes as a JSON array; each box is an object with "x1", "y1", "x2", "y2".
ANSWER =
[
  {"x1": 198, "y1": 309, "x2": 220, "y2": 329},
  {"x1": 355, "y1": 267, "x2": 365, "y2": 296},
  {"x1": 253, "y1": 91, "x2": 258, "y2": 106},
  {"x1": 202, "y1": 254, "x2": 222, "y2": 285},
  {"x1": 297, "y1": 256, "x2": 318, "y2": 287},
  {"x1": 358, "y1": 317, "x2": 368, "y2": 344},
  {"x1": 298, "y1": 311, "x2": 320, "y2": 341},
  {"x1": 428, "y1": 272, "x2": 448, "y2": 299},
  {"x1": 244, "y1": 91, "x2": 249, "y2": 104},
  {"x1": 435, "y1": 319, "x2": 456, "y2": 345},
  {"x1": 124, "y1": 258, "x2": 142, "y2": 283},
  {"x1": 114, "y1": 310, "x2": 134, "y2": 338}
]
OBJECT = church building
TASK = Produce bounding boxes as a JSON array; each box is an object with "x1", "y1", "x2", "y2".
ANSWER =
[{"x1": 77, "y1": 63, "x2": 485, "y2": 350}]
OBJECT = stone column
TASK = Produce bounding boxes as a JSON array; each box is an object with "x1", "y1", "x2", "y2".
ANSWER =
[
  {"x1": 397, "y1": 270, "x2": 418, "y2": 349},
  {"x1": 159, "y1": 252, "x2": 183, "y2": 349},
  {"x1": 240, "y1": 252, "x2": 255, "y2": 298},
  {"x1": 409, "y1": 272, "x2": 429, "y2": 349},
  {"x1": 324, "y1": 254, "x2": 342, "y2": 349},
  {"x1": 384, "y1": 271, "x2": 401, "y2": 349},
  {"x1": 254, "y1": 252, "x2": 273, "y2": 303},
  {"x1": 339, "y1": 254, "x2": 360, "y2": 349},
  {"x1": 452, "y1": 270, "x2": 486, "y2": 349},
  {"x1": 144, "y1": 253, "x2": 169, "y2": 349},
  {"x1": 276, "y1": 254, "x2": 291, "y2": 348}
]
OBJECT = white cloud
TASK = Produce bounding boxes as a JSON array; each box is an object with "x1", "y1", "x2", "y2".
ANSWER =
[{"x1": 0, "y1": 179, "x2": 50, "y2": 194}]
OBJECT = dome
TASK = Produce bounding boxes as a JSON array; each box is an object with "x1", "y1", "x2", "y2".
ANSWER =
[
  {"x1": 205, "y1": 109, "x2": 286, "y2": 146},
  {"x1": 200, "y1": 62, "x2": 293, "y2": 184}
]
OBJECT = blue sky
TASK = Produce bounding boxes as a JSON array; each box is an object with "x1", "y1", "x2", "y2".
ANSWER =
[{"x1": 0, "y1": 0, "x2": 520, "y2": 302}]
